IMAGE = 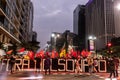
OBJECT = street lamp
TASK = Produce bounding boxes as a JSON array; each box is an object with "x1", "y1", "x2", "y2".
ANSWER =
[
  {"x1": 51, "y1": 33, "x2": 60, "y2": 50},
  {"x1": 88, "y1": 36, "x2": 96, "y2": 40},
  {"x1": 117, "y1": 3, "x2": 120, "y2": 10}
]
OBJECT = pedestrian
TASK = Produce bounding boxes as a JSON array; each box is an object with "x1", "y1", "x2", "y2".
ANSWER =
[
  {"x1": 87, "y1": 56, "x2": 93, "y2": 75},
  {"x1": 35, "y1": 56, "x2": 41, "y2": 73},
  {"x1": 9, "y1": 55, "x2": 16, "y2": 74},
  {"x1": 113, "y1": 56, "x2": 119, "y2": 77},
  {"x1": 93, "y1": 58, "x2": 99, "y2": 73},
  {"x1": 44, "y1": 55, "x2": 51, "y2": 75},
  {"x1": 75, "y1": 58, "x2": 82, "y2": 76},
  {"x1": 108, "y1": 58, "x2": 115, "y2": 78},
  {"x1": 1, "y1": 56, "x2": 6, "y2": 72}
]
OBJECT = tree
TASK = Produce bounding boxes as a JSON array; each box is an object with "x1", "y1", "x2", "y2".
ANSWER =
[
  {"x1": 98, "y1": 37, "x2": 120, "y2": 57},
  {"x1": 8, "y1": 43, "x2": 17, "y2": 55},
  {"x1": 111, "y1": 37, "x2": 120, "y2": 46},
  {"x1": 20, "y1": 41, "x2": 40, "y2": 53}
]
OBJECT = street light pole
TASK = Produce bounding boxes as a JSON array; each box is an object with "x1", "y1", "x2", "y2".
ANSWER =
[{"x1": 51, "y1": 33, "x2": 60, "y2": 51}]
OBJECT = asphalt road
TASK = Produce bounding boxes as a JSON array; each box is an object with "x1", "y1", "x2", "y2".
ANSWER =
[{"x1": 0, "y1": 71, "x2": 107, "y2": 80}]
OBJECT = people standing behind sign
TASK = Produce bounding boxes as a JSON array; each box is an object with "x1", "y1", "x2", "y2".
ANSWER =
[
  {"x1": 113, "y1": 56, "x2": 119, "y2": 77},
  {"x1": 35, "y1": 56, "x2": 41, "y2": 73},
  {"x1": 9, "y1": 55, "x2": 16, "y2": 74},
  {"x1": 1, "y1": 55, "x2": 6, "y2": 72},
  {"x1": 75, "y1": 58, "x2": 82, "y2": 76},
  {"x1": 87, "y1": 56, "x2": 93, "y2": 75},
  {"x1": 93, "y1": 58, "x2": 99, "y2": 73},
  {"x1": 44, "y1": 55, "x2": 51, "y2": 75},
  {"x1": 108, "y1": 57, "x2": 115, "y2": 78}
]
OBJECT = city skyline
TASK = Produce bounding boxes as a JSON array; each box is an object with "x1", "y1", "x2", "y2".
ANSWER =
[{"x1": 31, "y1": 0, "x2": 89, "y2": 50}]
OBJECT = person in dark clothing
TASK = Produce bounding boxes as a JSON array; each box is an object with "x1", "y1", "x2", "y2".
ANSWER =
[
  {"x1": 35, "y1": 56, "x2": 41, "y2": 73},
  {"x1": 108, "y1": 59, "x2": 115, "y2": 78},
  {"x1": 113, "y1": 57, "x2": 119, "y2": 77},
  {"x1": 44, "y1": 56, "x2": 51, "y2": 75},
  {"x1": 9, "y1": 55, "x2": 16, "y2": 74}
]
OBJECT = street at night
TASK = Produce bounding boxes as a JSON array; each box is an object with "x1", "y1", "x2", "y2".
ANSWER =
[
  {"x1": 0, "y1": 71, "x2": 115, "y2": 80},
  {"x1": 1, "y1": 0, "x2": 120, "y2": 80},
  {"x1": 0, "y1": 71, "x2": 108, "y2": 80}
]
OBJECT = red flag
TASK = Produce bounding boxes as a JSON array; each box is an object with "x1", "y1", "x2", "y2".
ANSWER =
[
  {"x1": 66, "y1": 53, "x2": 70, "y2": 59},
  {"x1": 81, "y1": 49, "x2": 90, "y2": 57},
  {"x1": 38, "y1": 50, "x2": 44, "y2": 58},
  {"x1": 27, "y1": 51, "x2": 34, "y2": 60},
  {"x1": 51, "y1": 50, "x2": 59, "y2": 58},
  {"x1": 81, "y1": 50, "x2": 87, "y2": 57},
  {"x1": 71, "y1": 51, "x2": 77, "y2": 58},
  {"x1": 78, "y1": 51, "x2": 81, "y2": 56},
  {"x1": 51, "y1": 50, "x2": 55, "y2": 58},
  {"x1": 35, "y1": 53, "x2": 39, "y2": 57},
  {"x1": 55, "y1": 52, "x2": 59, "y2": 58},
  {"x1": 18, "y1": 48, "x2": 25, "y2": 52},
  {"x1": 7, "y1": 50, "x2": 13, "y2": 55},
  {"x1": 46, "y1": 52, "x2": 49, "y2": 56}
]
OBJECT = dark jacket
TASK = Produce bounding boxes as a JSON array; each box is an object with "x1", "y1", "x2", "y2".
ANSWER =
[
  {"x1": 109, "y1": 60, "x2": 115, "y2": 71},
  {"x1": 9, "y1": 56, "x2": 15, "y2": 64},
  {"x1": 35, "y1": 57, "x2": 41, "y2": 68},
  {"x1": 44, "y1": 58, "x2": 51, "y2": 69}
]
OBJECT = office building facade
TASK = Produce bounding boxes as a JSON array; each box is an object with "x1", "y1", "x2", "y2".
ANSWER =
[
  {"x1": 32, "y1": 31, "x2": 37, "y2": 42},
  {"x1": 73, "y1": 5, "x2": 86, "y2": 50},
  {"x1": 114, "y1": 0, "x2": 120, "y2": 37},
  {"x1": 0, "y1": 0, "x2": 33, "y2": 44},
  {"x1": 85, "y1": 0, "x2": 119, "y2": 50}
]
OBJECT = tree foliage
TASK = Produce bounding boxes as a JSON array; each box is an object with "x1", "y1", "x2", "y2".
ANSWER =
[
  {"x1": 100, "y1": 37, "x2": 120, "y2": 57},
  {"x1": 20, "y1": 41, "x2": 40, "y2": 52}
]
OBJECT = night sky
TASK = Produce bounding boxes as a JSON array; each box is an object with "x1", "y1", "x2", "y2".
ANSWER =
[{"x1": 31, "y1": 0, "x2": 89, "y2": 50}]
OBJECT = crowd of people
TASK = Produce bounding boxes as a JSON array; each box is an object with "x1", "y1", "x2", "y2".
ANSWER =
[
  {"x1": 108, "y1": 56, "x2": 119, "y2": 78},
  {"x1": 74, "y1": 55, "x2": 119, "y2": 78},
  {"x1": 0, "y1": 53, "x2": 119, "y2": 78},
  {"x1": 0, "y1": 55, "x2": 51, "y2": 75}
]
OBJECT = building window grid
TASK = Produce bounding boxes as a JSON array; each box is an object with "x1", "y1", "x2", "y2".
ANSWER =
[
  {"x1": 6, "y1": 0, "x2": 21, "y2": 29},
  {"x1": 5, "y1": 3, "x2": 23, "y2": 40},
  {"x1": 0, "y1": 0, "x2": 32, "y2": 44}
]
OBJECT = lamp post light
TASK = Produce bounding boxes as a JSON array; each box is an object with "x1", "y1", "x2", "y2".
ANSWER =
[
  {"x1": 117, "y1": 3, "x2": 120, "y2": 10},
  {"x1": 51, "y1": 33, "x2": 60, "y2": 50},
  {"x1": 88, "y1": 36, "x2": 96, "y2": 40}
]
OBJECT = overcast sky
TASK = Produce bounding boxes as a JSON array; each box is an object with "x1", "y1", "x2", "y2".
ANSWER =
[{"x1": 31, "y1": 0, "x2": 89, "y2": 50}]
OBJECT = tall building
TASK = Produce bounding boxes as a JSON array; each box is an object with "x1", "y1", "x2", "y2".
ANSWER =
[
  {"x1": 32, "y1": 31, "x2": 37, "y2": 41},
  {"x1": 114, "y1": 0, "x2": 120, "y2": 37},
  {"x1": 73, "y1": 5, "x2": 86, "y2": 50},
  {"x1": 0, "y1": 0, "x2": 33, "y2": 45},
  {"x1": 85, "y1": 0, "x2": 119, "y2": 50}
]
